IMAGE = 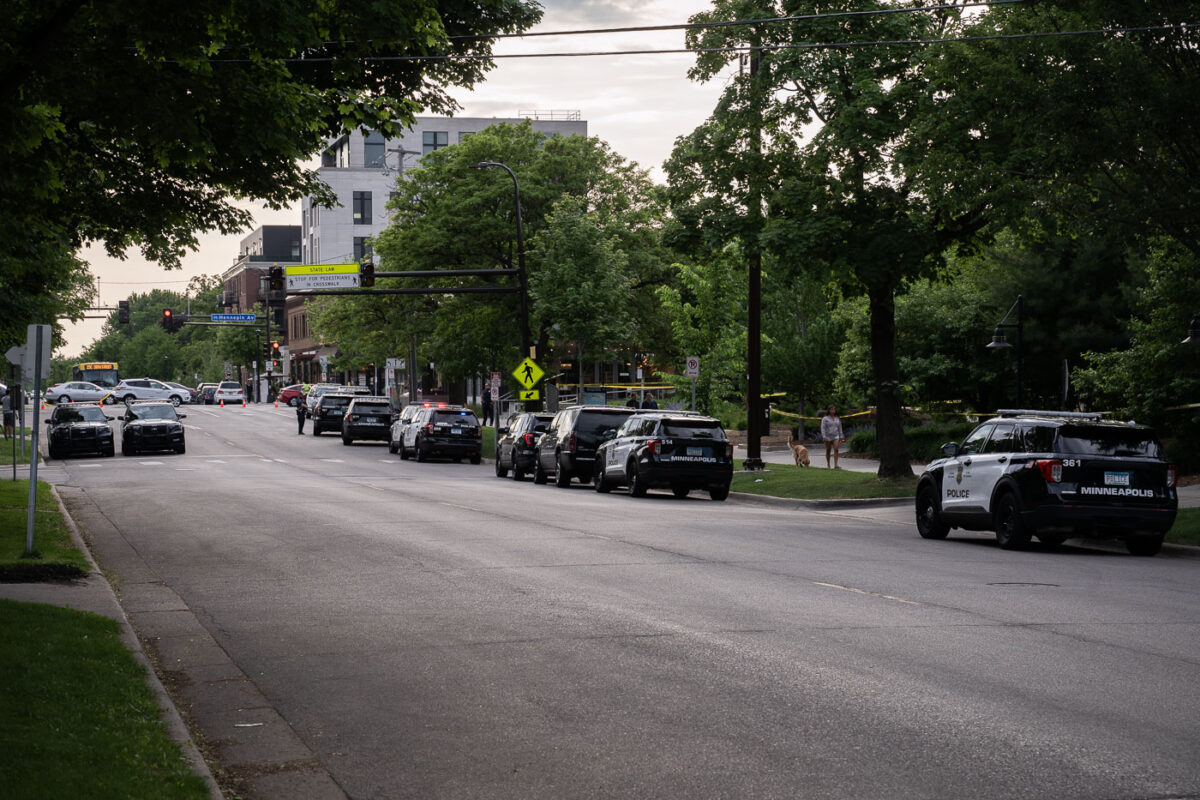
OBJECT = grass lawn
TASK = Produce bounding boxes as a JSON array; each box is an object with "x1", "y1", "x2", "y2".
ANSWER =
[
  {"x1": 1169, "y1": 508, "x2": 1200, "y2": 547},
  {"x1": 731, "y1": 465, "x2": 917, "y2": 500},
  {"x1": 0, "y1": 479, "x2": 90, "y2": 579},
  {"x1": 0, "y1": 433, "x2": 36, "y2": 465},
  {"x1": 0, "y1": 599, "x2": 210, "y2": 800}
]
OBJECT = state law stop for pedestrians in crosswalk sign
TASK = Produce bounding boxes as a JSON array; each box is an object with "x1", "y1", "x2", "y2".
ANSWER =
[{"x1": 513, "y1": 357, "x2": 544, "y2": 389}]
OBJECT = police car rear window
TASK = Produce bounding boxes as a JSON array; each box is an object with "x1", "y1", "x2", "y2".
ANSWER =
[
  {"x1": 1054, "y1": 425, "x2": 1163, "y2": 458},
  {"x1": 576, "y1": 410, "x2": 634, "y2": 437},
  {"x1": 431, "y1": 410, "x2": 477, "y2": 425},
  {"x1": 662, "y1": 420, "x2": 725, "y2": 439}
]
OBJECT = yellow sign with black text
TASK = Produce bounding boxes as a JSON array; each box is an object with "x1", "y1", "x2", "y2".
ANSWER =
[
  {"x1": 512, "y1": 357, "x2": 544, "y2": 389},
  {"x1": 519, "y1": 390, "x2": 540, "y2": 401}
]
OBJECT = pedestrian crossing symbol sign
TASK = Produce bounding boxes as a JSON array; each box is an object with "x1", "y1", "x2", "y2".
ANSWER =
[{"x1": 513, "y1": 357, "x2": 544, "y2": 389}]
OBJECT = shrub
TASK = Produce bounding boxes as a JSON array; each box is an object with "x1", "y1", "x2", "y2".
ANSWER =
[{"x1": 847, "y1": 421, "x2": 977, "y2": 462}]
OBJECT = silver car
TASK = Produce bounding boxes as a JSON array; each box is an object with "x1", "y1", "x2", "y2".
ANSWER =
[
  {"x1": 44, "y1": 381, "x2": 113, "y2": 405},
  {"x1": 112, "y1": 378, "x2": 190, "y2": 406}
]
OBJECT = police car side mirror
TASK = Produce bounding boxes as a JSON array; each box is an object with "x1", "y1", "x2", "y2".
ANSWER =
[
  {"x1": 177, "y1": 413, "x2": 187, "y2": 419},
  {"x1": 603, "y1": 429, "x2": 617, "y2": 440},
  {"x1": 497, "y1": 426, "x2": 507, "y2": 435},
  {"x1": 941, "y1": 442, "x2": 960, "y2": 457}
]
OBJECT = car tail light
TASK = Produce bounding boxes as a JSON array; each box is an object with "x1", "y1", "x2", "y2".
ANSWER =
[
  {"x1": 726, "y1": 442, "x2": 734, "y2": 459},
  {"x1": 425, "y1": 423, "x2": 435, "y2": 433},
  {"x1": 1036, "y1": 459, "x2": 1062, "y2": 483},
  {"x1": 1167, "y1": 465, "x2": 1178, "y2": 489},
  {"x1": 349, "y1": 414, "x2": 359, "y2": 421},
  {"x1": 521, "y1": 433, "x2": 536, "y2": 447},
  {"x1": 567, "y1": 432, "x2": 576, "y2": 452},
  {"x1": 647, "y1": 440, "x2": 661, "y2": 455}
]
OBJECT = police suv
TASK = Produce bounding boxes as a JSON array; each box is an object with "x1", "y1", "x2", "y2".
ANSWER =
[{"x1": 915, "y1": 410, "x2": 1177, "y2": 555}]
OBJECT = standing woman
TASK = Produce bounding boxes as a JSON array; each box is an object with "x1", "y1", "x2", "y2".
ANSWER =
[
  {"x1": 2, "y1": 388, "x2": 13, "y2": 439},
  {"x1": 820, "y1": 405, "x2": 845, "y2": 469}
]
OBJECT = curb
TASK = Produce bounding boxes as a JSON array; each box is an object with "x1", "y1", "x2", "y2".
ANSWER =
[
  {"x1": 49, "y1": 485, "x2": 225, "y2": 800},
  {"x1": 729, "y1": 491, "x2": 912, "y2": 510}
]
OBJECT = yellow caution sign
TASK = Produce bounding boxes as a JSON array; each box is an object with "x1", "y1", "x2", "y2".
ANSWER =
[
  {"x1": 519, "y1": 390, "x2": 540, "y2": 401},
  {"x1": 512, "y1": 357, "x2": 544, "y2": 389}
]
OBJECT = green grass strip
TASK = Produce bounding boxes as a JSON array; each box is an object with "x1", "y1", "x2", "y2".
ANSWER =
[
  {"x1": 0, "y1": 600, "x2": 209, "y2": 799},
  {"x1": 0, "y1": 480, "x2": 89, "y2": 578},
  {"x1": 1169, "y1": 508, "x2": 1200, "y2": 547},
  {"x1": 732, "y1": 465, "x2": 917, "y2": 500},
  {"x1": 0, "y1": 433, "x2": 36, "y2": 465}
]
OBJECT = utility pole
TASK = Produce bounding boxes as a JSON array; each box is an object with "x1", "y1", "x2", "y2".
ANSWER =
[{"x1": 743, "y1": 36, "x2": 766, "y2": 470}]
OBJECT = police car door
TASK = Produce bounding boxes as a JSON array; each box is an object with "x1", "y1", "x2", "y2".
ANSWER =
[
  {"x1": 606, "y1": 417, "x2": 641, "y2": 479},
  {"x1": 940, "y1": 423, "x2": 995, "y2": 516}
]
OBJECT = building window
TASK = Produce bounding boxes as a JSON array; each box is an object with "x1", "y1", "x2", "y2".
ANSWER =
[
  {"x1": 353, "y1": 191, "x2": 372, "y2": 224},
  {"x1": 353, "y1": 237, "x2": 373, "y2": 262},
  {"x1": 458, "y1": 131, "x2": 475, "y2": 143},
  {"x1": 422, "y1": 130, "x2": 448, "y2": 154},
  {"x1": 364, "y1": 130, "x2": 385, "y2": 168}
]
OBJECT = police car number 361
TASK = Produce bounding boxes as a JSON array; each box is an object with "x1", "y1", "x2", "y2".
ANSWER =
[{"x1": 914, "y1": 410, "x2": 1178, "y2": 556}]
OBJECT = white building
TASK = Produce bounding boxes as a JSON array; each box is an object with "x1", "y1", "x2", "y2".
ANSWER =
[{"x1": 300, "y1": 113, "x2": 587, "y2": 267}]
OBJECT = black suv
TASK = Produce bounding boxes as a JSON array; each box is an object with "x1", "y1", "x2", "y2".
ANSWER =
[
  {"x1": 400, "y1": 406, "x2": 482, "y2": 463},
  {"x1": 121, "y1": 401, "x2": 186, "y2": 456},
  {"x1": 533, "y1": 405, "x2": 638, "y2": 487},
  {"x1": 495, "y1": 411, "x2": 554, "y2": 481},
  {"x1": 342, "y1": 397, "x2": 393, "y2": 445},
  {"x1": 915, "y1": 410, "x2": 1178, "y2": 555},
  {"x1": 45, "y1": 402, "x2": 115, "y2": 459},
  {"x1": 311, "y1": 393, "x2": 358, "y2": 435},
  {"x1": 594, "y1": 412, "x2": 733, "y2": 500}
]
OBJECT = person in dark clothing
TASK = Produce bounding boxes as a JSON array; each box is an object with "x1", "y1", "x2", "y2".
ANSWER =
[
  {"x1": 640, "y1": 392, "x2": 658, "y2": 409},
  {"x1": 626, "y1": 393, "x2": 640, "y2": 408},
  {"x1": 481, "y1": 387, "x2": 493, "y2": 426},
  {"x1": 296, "y1": 398, "x2": 306, "y2": 434}
]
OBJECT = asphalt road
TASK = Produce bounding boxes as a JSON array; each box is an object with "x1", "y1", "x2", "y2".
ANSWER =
[{"x1": 51, "y1": 403, "x2": 1200, "y2": 800}]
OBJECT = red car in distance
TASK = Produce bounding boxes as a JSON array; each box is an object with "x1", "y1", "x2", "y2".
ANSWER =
[{"x1": 277, "y1": 384, "x2": 308, "y2": 407}]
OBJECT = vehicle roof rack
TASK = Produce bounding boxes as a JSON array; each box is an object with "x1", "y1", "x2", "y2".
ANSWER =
[{"x1": 996, "y1": 409, "x2": 1105, "y2": 421}]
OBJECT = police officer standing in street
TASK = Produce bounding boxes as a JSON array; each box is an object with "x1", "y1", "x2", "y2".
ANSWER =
[{"x1": 296, "y1": 395, "x2": 307, "y2": 434}]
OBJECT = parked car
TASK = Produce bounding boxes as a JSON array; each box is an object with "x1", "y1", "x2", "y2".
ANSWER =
[
  {"x1": 398, "y1": 405, "x2": 482, "y2": 463},
  {"x1": 594, "y1": 411, "x2": 733, "y2": 500},
  {"x1": 304, "y1": 384, "x2": 346, "y2": 417},
  {"x1": 311, "y1": 393, "x2": 358, "y2": 435},
  {"x1": 45, "y1": 402, "x2": 115, "y2": 459},
  {"x1": 342, "y1": 397, "x2": 393, "y2": 445},
  {"x1": 43, "y1": 381, "x2": 112, "y2": 405},
  {"x1": 533, "y1": 405, "x2": 638, "y2": 487},
  {"x1": 165, "y1": 382, "x2": 196, "y2": 403},
  {"x1": 388, "y1": 403, "x2": 428, "y2": 454},
  {"x1": 112, "y1": 378, "x2": 190, "y2": 406},
  {"x1": 277, "y1": 384, "x2": 308, "y2": 407},
  {"x1": 495, "y1": 411, "x2": 554, "y2": 481},
  {"x1": 121, "y1": 401, "x2": 186, "y2": 456},
  {"x1": 212, "y1": 381, "x2": 245, "y2": 405},
  {"x1": 915, "y1": 410, "x2": 1178, "y2": 555},
  {"x1": 196, "y1": 383, "x2": 218, "y2": 405}
]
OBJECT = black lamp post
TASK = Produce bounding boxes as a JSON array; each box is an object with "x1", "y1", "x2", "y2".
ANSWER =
[
  {"x1": 986, "y1": 294, "x2": 1024, "y2": 406},
  {"x1": 471, "y1": 160, "x2": 535, "y2": 406}
]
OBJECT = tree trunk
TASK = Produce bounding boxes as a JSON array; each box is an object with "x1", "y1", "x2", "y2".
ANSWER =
[{"x1": 868, "y1": 284, "x2": 912, "y2": 478}]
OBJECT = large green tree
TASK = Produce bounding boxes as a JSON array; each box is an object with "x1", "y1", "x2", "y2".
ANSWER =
[{"x1": 1, "y1": 0, "x2": 541, "y2": 351}]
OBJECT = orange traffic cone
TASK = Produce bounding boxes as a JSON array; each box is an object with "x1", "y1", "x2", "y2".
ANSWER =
[
  {"x1": 242, "y1": 400, "x2": 246, "y2": 408},
  {"x1": 220, "y1": 399, "x2": 224, "y2": 408}
]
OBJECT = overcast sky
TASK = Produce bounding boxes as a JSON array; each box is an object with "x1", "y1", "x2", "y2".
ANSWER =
[{"x1": 61, "y1": 0, "x2": 730, "y2": 357}]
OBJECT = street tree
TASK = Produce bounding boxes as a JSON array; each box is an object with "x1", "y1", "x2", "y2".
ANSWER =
[{"x1": 1, "y1": 0, "x2": 541, "y2": 351}]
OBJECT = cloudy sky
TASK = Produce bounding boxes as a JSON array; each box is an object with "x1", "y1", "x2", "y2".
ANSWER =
[{"x1": 61, "y1": 0, "x2": 732, "y2": 356}]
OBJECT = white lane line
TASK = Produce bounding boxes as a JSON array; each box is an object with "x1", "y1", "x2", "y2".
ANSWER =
[
  {"x1": 176, "y1": 468, "x2": 197, "y2": 471},
  {"x1": 138, "y1": 461, "x2": 165, "y2": 466},
  {"x1": 274, "y1": 459, "x2": 288, "y2": 463},
  {"x1": 75, "y1": 464, "x2": 104, "y2": 469},
  {"x1": 812, "y1": 582, "x2": 920, "y2": 606},
  {"x1": 321, "y1": 459, "x2": 345, "y2": 463},
  {"x1": 206, "y1": 459, "x2": 227, "y2": 464}
]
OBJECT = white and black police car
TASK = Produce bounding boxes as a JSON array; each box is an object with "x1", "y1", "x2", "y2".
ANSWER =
[{"x1": 915, "y1": 410, "x2": 1178, "y2": 555}]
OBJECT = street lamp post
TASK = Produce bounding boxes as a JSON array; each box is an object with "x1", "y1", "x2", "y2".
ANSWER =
[
  {"x1": 986, "y1": 295, "x2": 1024, "y2": 406},
  {"x1": 1182, "y1": 311, "x2": 1200, "y2": 345},
  {"x1": 471, "y1": 161, "x2": 535, "y2": 405}
]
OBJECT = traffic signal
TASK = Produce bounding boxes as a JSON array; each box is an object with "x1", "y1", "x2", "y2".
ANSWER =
[
  {"x1": 271, "y1": 341, "x2": 281, "y2": 359},
  {"x1": 162, "y1": 308, "x2": 174, "y2": 331},
  {"x1": 269, "y1": 265, "x2": 285, "y2": 291},
  {"x1": 360, "y1": 261, "x2": 374, "y2": 288},
  {"x1": 118, "y1": 300, "x2": 130, "y2": 324}
]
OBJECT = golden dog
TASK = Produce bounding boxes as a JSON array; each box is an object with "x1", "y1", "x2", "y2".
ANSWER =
[{"x1": 788, "y1": 432, "x2": 811, "y2": 467}]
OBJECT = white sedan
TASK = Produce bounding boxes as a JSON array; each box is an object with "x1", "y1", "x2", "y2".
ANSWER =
[
  {"x1": 44, "y1": 381, "x2": 112, "y2": 404},
  {"x1": 213, "y1": 381, "x2": 245, "y2": 405}
]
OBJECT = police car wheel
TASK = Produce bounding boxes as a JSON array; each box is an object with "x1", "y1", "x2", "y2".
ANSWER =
[
  {"x1": 709, "y1": 485, "x2": 730, "y2": 502},
  {"x1": 993, "y1": 492, "x2": 1032, "y2": 550},
  {"x1": 594, "y1": 464, "x2": 611, "y2": 493},
  {"x1": 672, "y1": 486, "x2": 690, "y2": 498},
  {"x1": 1125, "y1": 533, "x2": 1164, "y2": 557},
  {"x1": 628, "y1": 463, "x2": 648, "y2": 497},
  {"x1": 915, "y1": 485, "x2": 950, "y2": 540},
  {"x1": 1037, "y1": 532, "x2": 1068, "y2": 548},
  {"x1": 495, "y1": 455, "x2": 508, "y2": 477},
  {"x1": 533, "y1": 458, "x2": 548, "y2": 484}
]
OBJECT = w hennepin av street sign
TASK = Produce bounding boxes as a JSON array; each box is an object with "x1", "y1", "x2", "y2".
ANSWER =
[
  {"x1": 286, "y1": 263, "x2": 361, "y2": 290},
  {"x1": 211, "y1": 313, "x2": 257, "y2": 322}
]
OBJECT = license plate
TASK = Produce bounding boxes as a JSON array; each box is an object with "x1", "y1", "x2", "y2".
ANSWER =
[
  {"x1": 451, "y1": 428, "x2": 462, "y2": 435},
  {"x1": 1104, "y1": 471, "x2": 1131, "y2": 486},
  {"x1": 687, "y1": 447, "x2": 703, "y2": 456}
]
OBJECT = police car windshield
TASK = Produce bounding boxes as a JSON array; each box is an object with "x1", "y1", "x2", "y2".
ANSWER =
[
  {"x1": 1055, "y1": 425, "x2": 1163, "y2": 458},
  {"x1": 55, "y1": 406, "x2": 107, "y2": 424},
  {"x1": 128, "y1": 405, "x2": 178, "y2": 421},
  {"x1": 431, "y1": 410, "x2": 477, "y2": 425}
]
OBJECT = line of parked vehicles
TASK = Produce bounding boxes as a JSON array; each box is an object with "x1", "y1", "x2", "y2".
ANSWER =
[
  {"x1": 42, "y1": 378, "x2": 247, "y2": 407},
  {"x1": 45, "y1": 400, "x2": 187, "y2": 459}
]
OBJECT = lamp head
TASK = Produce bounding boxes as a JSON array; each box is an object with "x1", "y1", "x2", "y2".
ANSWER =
[
  {"x1": 1182, "y1": 312, "x2": 1200, "y2": 345},
  {"x1": 986, "y1": 325, "x2": 1012, "y2": 349}
]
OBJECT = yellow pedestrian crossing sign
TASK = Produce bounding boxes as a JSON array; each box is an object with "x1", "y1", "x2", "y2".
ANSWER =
[
  {"x1": 519, "y1": 390, "x2": 540, "y2": 401},
  {"x1": 513, "y1": 357, "x2": 544, "y2": 389}
]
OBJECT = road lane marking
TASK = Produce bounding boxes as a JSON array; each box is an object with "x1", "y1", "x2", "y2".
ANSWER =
[
  {"x1": 138, "y1": 461, "x2": 165, "y2": 465},
  {"x1": 206, "y1": 460, "x2": 226, "y2": 464},
  {"x1": 321, "y1": 459, "x2": 344, "y2": 463},
  {"x1": 812, "y1": 582, "x2": 920, "y2": 606}
]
